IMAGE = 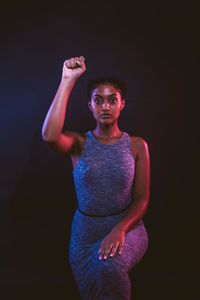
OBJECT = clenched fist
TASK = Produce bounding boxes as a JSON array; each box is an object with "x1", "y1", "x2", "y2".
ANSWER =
[{"x1": 62, "y1": 56, "x2": 86, "y2": 80}]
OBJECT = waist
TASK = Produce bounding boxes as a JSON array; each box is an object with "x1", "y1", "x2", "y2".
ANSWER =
[{"x1": 77, "y1": 202, "x2": 132, "y2": 217}]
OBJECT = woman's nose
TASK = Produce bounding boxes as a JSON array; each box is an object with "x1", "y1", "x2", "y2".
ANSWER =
[{"x1": 102, "y1": 101, "x2": 110, "y2": 110}]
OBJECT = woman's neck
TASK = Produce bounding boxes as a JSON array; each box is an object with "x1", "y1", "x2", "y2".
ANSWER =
[{"x1": 93, "y1": 123, "x2": 122, "y2": 139}]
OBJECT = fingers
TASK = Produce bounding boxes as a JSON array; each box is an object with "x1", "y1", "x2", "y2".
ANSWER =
[
  {"x1": 80, "y1": 56, "x2": 85, "y2": 62},
  {"x1": 65, "y1": 60, "x2": 71, "y2": 68},
  {"x1": 103, "y1": 245, "x2": 113, "y2": 260},
  {"x1": 110, "y1": 242, "x2": 119, "y2": 257},
  {"x1": 99, "y1": 242, "x2": 120, "y2": 260},
  {"x1": 71, "y1": 58, "x2": 76, "y2": 68},
  {"x1": 65, "y1": 56, "x2": 85, "y2": 69},
  {"x1": 118, "y1": 244, "x2": 123, "y2": 255},
  {"x1": 75, "y1": 57, "x2": 80, "y2": 67},
  {"x1": 99, "y1": 247, "x2": 109, "y2": 260}
]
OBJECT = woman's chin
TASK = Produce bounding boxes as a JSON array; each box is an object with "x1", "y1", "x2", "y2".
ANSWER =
[{"x1": 99, "y1": 119, "x2": 114, "y2": 124}]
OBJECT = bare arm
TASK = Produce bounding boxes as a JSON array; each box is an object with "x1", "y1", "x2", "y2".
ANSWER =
[
  {"x1": 42, "y1": 56, "x2": 86, "y2": 154},
  {"x1": 98, "y1": 137, "x2": 150, "y2": 260},
  {"x1": 115, "y1": 137, "x2": 150, "y2": 233}
]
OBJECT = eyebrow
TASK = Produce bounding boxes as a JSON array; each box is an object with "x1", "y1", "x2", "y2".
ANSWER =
[{"x1": 93, "y1": 93, "x2": 118, "y2": 97}]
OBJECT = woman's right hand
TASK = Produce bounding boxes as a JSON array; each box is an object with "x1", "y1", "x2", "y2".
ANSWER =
[{"x1": 62, "y1": 56, "x2": 86, "y2": 81}]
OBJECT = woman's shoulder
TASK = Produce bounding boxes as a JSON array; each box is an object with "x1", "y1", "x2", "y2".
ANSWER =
[
  {"x1": 127, "y1": 134, "x2": 149, "y2": 159},
  {"x1": 128, "y1": 135, "x2": 148, "y2": 146}
]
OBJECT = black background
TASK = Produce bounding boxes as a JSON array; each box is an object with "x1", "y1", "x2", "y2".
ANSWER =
[{"x1": 1, "y1": 0, "x2": 199, "y2": 299}]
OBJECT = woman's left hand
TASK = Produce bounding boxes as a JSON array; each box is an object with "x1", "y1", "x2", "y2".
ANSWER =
[{"x1": 98, "y1": 225, "x2": 125, "y2": 260}]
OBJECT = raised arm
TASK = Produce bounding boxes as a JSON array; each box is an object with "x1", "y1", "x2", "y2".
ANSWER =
[{"x1": 42, "y1": 56, "x2": 86, "y2": 154}]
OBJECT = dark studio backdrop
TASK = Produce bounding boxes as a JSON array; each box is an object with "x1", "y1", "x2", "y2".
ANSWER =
[{"x1": 1, "y1": 0, "x2": 199, "y2": 299}]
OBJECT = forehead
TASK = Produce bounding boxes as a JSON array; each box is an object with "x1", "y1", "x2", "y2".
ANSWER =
[{"x1": 92, "y1": 84, "x2": 121, "y2": 97}]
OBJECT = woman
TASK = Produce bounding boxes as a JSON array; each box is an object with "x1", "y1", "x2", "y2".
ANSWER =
[{"x1": 42, "y1": 56, "x2": 150, "y2": 300}]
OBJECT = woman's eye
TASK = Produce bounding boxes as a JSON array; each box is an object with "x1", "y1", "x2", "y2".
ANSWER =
[
  {"x1": 94, "y1": 99, "x2": 102, "y2": 104},
  {"x1": 94, "y1": 98, "x2": 117, "y2": 104},
  {"x1": 110, "y1": 98, "x2": 117, "y2": 103}
]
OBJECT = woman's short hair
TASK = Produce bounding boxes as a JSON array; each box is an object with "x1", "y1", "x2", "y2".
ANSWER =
[{"x1": 87, "y1": 76, "x2": 126, "y2": 102}]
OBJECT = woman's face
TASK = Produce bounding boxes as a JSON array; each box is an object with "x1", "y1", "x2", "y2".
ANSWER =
[{"x1": 88, "y1": 84, "x2": 125, "y2": 124}]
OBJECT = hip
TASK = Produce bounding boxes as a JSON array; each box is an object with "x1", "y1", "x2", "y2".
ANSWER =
[{"x1": 70, "y1": 208, "x2": 148, "y2": 244}]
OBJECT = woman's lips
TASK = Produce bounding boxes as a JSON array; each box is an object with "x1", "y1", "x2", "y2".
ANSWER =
[{"x1": 100, "y1": 114, "x2": 112, "y2": 117}]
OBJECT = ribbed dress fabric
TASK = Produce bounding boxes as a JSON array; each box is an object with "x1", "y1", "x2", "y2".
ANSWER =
[{"x1": 69, "y1": 130, "x2": 149, "y2": 300}]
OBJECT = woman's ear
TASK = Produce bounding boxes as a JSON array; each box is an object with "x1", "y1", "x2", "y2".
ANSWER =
[
  {"x1": 88, "y1": 101, "x2": 92, "y2": 112},
  {"x1": 120, "y1": 98, "x2": 125, "y2": 111}
]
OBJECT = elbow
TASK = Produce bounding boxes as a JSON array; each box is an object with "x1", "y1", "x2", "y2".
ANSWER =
[
  {"x1": 42, "y1": 123, "x2": 48, "y2": 140},
  {"x1": 41, "y1": 121, "x2": 55, "y2": 142},
  {"x1": 41, "y1": 126, "x2": 57, "y2": 142},
  {"x1": 142, "y1": 198, "x2": 149, "y2": 216},
  {"x1": 42, "y1": 129, "x2": 47, "y2": 141},
  {"x1": 135, "y1": 197, "x2": 149, "y2": 215},
  {"x1": 42, "y1": 128, "x2": 50, "y2": 141}
]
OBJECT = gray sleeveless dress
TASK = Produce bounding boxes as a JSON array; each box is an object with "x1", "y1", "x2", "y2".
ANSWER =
[{"x1": 69, "y1": 130, "x2": 149, "y2": 300}]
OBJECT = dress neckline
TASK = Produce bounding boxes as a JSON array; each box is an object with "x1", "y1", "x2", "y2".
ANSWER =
[{"x1": 88, "y1": 130, "x2": 125, "y2": 146}]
